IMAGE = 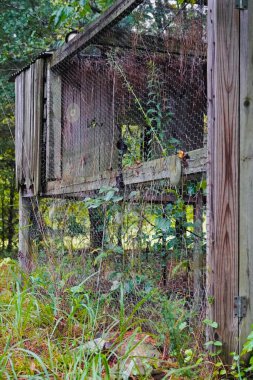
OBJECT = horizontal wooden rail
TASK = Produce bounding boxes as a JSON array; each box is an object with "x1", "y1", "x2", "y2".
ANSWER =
[{"x1": 43, "y1": 147, "x2": 206, "y2": 197}]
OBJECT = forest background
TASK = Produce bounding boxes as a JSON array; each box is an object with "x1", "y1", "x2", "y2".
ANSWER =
[{"x1": 0, "y1": 0, "x2": 117, "y2": 257}]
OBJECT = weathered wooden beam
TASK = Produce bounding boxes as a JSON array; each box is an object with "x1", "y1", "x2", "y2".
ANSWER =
[
  {"x1": 239, "y1": 2, "x2": 253, "y2": 349},
  {"x1": 207, "y1": 0, "x2": 239, "y2": 359},
  {"x1": 43, "y1": 147, "x2": 206, "y2": 196},
  {"x1": 51, "y1": 0, "x2": 142, "y2": 68}
]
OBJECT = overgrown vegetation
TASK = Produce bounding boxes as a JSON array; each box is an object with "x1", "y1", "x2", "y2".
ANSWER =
[{"x1": 0, "y1": 257, "x2": 253, "y2": 379}]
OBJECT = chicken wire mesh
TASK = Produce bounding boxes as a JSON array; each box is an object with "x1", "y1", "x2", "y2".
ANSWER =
[{"x1": 19, "y1": 0, "x2": 207, "y2": 313}]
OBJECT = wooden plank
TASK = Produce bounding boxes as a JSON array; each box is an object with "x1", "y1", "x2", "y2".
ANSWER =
[
  {"x1": 30, "y1": 64, "x2": 35, "y2": 188},
  {"x1": 23, "y1": 68, "x2": 32, "y2": 190},
  {"x1": 99, "y1": 64, "x2": 117, "y2": 173},
  {"x1": 207, "y1": 0, "x2": 239, "y2": 359},
  {"x1": 239, "y1": 2, "x2": 253, "y2": 349},
  {"x1": 33, "y1": 59, "x2": 44, "y2": 195},
  {"x1": 79, "y1": 61, "x2": 88, "y2": 177},
  {"x1": 92, "y1": 65, "x2": 100, "y2": 176},
  {"x1": 84, "y1": 67, "x2": 97, "y2": 177},
  {"x1": 46, "y1": 63, "x2": 62, "y2": 180},
  {"x1": 15, "y1": 72, "x2": 25, "y2": 187},
  {"x1": 44, "y1": 147, "x2": 206, "y2": 196},
  {"x1": 51, "y1": 0, "x2": 142, "y2": 68},
  {"x1": 62, "y1": 71, "x2": 75, "y2": 179}
]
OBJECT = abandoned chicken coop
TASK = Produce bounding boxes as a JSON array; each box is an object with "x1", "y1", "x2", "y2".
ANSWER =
[{"x1": 13, "y1": 0, "x2": 253, "y2": 359}]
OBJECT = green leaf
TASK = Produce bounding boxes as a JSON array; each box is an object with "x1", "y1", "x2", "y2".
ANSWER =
[
  {"x1": 103, "y1": 190, "x2": 115, "y2": 201},
  {"x1": 179, "y1": 322, "x2": 187, "y2": 331},
  {"x1": 203, "y1": 319, "x2": 218, "y2": 328},
  {"x1": 204, "y1": 340, "x2": 214, "y2": 347},
  {"x1": 214, "y1": 341, "x2": 222, "y2": 347}
]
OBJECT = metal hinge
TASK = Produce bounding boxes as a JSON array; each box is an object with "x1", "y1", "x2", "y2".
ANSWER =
[
  {"x1": 234, "y1": 296, "x2": 247, "y2": 320},
  {"x1": 235, "y1": 0, "x2": 248, "y2": 10}
]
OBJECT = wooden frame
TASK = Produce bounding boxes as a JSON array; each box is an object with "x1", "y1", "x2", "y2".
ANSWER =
[
  {"x1": 207, "y1": 0, "x2": 253, "y2": 358},
  {"x1": 44, "y1": 147, "x2": 206, "y2": 196}
]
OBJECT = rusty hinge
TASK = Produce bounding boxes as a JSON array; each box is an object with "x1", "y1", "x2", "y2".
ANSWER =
[
  {"x1": 234, "y1": 296, "x2": 247, "y2": 320},
  {"x1": 235, "y1": 0, "x2": 248, "y2": 10}
]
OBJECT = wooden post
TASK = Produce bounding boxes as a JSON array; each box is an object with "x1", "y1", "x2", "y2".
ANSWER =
[
  {"x1": 239, "y1": 1, "x2": 253, "y2": 349},
  {"x1": 193, "y1": 192, "x2": 203, "y2": 309},
  {"x1": 18, "y1": 193, "x2": 33, "y2": 272},
  {"x1": 207, "y1": 0, "x2": 239, "y2": 359}
]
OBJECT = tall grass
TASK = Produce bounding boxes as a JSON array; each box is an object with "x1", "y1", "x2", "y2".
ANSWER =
[{"x1": 0, "y1": 257, "x2": 219, "y2": 379}]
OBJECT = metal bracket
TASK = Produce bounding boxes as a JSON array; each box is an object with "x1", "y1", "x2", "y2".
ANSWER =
[
  {"x1": 234, "y1": 296, "x2": 247, "y2": 320},
  {"x1": 235, "y1": 0, "x2": 248, "y2": 10}
]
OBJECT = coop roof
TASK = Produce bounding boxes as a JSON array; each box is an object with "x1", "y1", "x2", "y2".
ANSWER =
[
  {"x1": 9, "y1": 0, "x2": 142, "y2": 82},
  {"x1": 9, "y1": 51, "x2": 54, "y2": 82},
  {"x1": 10, "y1": 0, "x2": 206, "y2": 82}
]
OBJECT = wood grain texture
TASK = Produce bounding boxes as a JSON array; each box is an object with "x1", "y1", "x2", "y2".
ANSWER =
[
  {"x1": 207, "y1": 0, "x2": 239, "y2": 358},
  {"x1": 239, "y1": 3, "x2": 253, "y2": 348},
  {"x1": 15, "y1": 72, "x2": 25, "y2": 187},
  {"x1": 15, "y1": 60, "x2": 44, "y2": 194},
  {"x1": 46, "y1": 64, "x2": 62, "y2": 180},
  {"x1": 33, "y1": 59, "x2": 44, "y2": 194}
]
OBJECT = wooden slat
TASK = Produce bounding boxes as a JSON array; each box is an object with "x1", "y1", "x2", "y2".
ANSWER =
[
  {"x1": 45, "y1": 147, "x2": 206, "y2": 196},
  {"x1": 23, "y1": 68, "x2": 32, "y2": 189},
  {"x1": 51, "y1": 0, "x2": 142, "y2": 68},
  {"x1": 80, "y1": 65, "x2": 95, "y2": 177},
  {"x1": 79, "y1": 61, "x2": 88, "y2": 177},
  {"x1": 46, "y1": 64, "x2": 62, "y2": 180},
  {"x1": 15, "y1": 72, "x2": 25, "y2": 187},
  {"x1": 207, "y1": 0, "x2": 239, "y2": 359},
  {"x1": 30, "y1": 64, "x2": 35, "y2": 188},
  {"x1": 16, "y1": 61, "x2": 44, "y2": 194},
  {"x1": 239, "y1": 2, "x2": 253, "y2": 348},
  {"x1": 33, "y1": 59, "x2": 44, "y2": 194},
  {"x1": 99, "y1": 65, "x2": 117, "y2": 173}
]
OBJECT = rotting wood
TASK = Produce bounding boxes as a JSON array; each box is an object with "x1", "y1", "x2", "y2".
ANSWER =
[
  {"x1": 207, "y1": 0, "x2": 239, "y2": 360},
  {"x1": 44, "y1": 147, "x2": 206, "y2": 196}
]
